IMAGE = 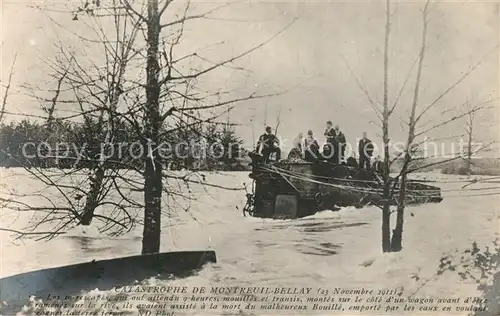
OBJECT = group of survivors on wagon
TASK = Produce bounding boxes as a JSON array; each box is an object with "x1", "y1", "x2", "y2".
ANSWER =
[{"x1": 256, "y1": 120, "x2": 375, "y2": 169}]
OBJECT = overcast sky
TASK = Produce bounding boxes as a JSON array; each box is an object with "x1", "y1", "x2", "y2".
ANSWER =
[{"x1": 1, "y1": 0, "x2": 499, "y2": 156}]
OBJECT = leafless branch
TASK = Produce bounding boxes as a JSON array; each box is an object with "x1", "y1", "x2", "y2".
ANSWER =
[
  {"x1": 415, "y1": 43, "x2": 500, "y2": 124},
  {"x1": 0, "y1": 53, "x2": 17, "y2": 123},
  {"x1": 339, "y1": 53, "x2": 383, "y2": 120},
  {"x1": 167, "y1": 17, "x2": 297, "y2": 82},
  {"x1": 159, "y1": 1, "x2": 236, "y2": 28}
]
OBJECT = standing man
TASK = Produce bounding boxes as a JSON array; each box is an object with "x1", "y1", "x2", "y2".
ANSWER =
[
  {"x1": 334, "y1": 124, "x2": 347, "y2": 163},
  {"x1": 358, "y1": 132, "x2": 374, "y2": 169},
  {"x1": 304, "y1": 130, "x2": 320, "y2": 162},
  {"x1": 324, "y1": 121, "x2": 336, "y2": 162},
  {"x1": 256, "y1": 126, "x2": 281, "y2": 163}
]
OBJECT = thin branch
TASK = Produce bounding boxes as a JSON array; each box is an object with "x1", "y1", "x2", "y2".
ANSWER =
[
  {"x1": 0, "y1": 53, "x2": 18, "y2": 123},
  {"x1": 159, "y1": 1, "x2": 236, "y2": 29},
  {"x1": 415, "y1": 98, "x2": 498, "y2": 137},
  {"x1": 388, "y1": 55, "x2": 419, "y2": 115},
  {"x1": 415, "y1": 43, "x2": 500, "y2": 124},
  {"x1": 167, "y1": 17, "x2": 298, "y2": 82},
  {"x1": 339, "y1": 52, "x2": 383, "y2": 120},
  {"x1": 120, "y1": 0, "x2": 147, "y2": 22}
]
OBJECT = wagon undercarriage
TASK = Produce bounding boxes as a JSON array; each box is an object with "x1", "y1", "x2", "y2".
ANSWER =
[{"x1": 243, "y1": 158, "x2": 443, "y2": 219}]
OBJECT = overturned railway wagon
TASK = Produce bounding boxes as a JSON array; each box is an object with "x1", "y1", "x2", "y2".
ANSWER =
[{"x1": 243, "y1": 153, "x2": 443, "y2": 219}]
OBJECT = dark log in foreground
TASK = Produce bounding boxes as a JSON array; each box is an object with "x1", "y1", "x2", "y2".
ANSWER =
[{"x1": 0, "y1": 251, "x2": 216, "y2": 314}]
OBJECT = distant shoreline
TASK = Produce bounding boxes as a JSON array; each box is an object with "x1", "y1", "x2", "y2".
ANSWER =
[{"x1": 2, "y1": 157, "x2": 500, "y2": 176}]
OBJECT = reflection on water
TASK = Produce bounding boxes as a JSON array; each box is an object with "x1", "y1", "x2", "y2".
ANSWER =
[
  {"x1": 254, "y1": 240, "x2": 278, "y2": 248},
  {"x1": 252, "y1": 216, "x2": 370, "y2": 257},
  {"x1": 298, "y1": 221, "x2": 368, "y2": 233},
  {"x1": 295, "y1": 243, "x2": 341, "y2": 256},
  {"x1": 66, "y1": 235, "x2": 93, "y2": 250},
  {"x1": 255, "y1": 218, "x2": 369, "y2": 233},
  {"x1": 65, "y1": 235, "x2": 127, "y2": 254}
]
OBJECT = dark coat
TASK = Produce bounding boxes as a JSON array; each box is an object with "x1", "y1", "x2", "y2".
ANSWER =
[
  {"x1": 305, "y1": 137, "x2": 320, "y2": 161},
  {"x1": 257, "y1": 133, "x2": 279, "y2": 150},
  {"x1": 358, "y1": 138, "x2": 374, "y2": 157},
  {"x1": 335, "y1": 130, "x2": 346, "y2": 145},
  {"x1": 324, "y1": 128, "x2": 336, "y2": 144}
]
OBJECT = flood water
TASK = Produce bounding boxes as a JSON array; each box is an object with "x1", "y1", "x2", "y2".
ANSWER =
[{"x1": 1, "y1": 170, "x2": 498, "y2": 315}]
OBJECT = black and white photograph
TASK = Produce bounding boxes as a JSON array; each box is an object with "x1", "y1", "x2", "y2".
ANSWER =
[{"x1": 0, "y1": 0, "x2": 499, "y2": 315}]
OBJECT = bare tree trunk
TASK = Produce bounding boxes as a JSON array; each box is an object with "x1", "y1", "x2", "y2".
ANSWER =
[
  {"x1": 381, "y1": 0, "x2": 392, "y2": 253},
  {"x1": 80, "y1": 168, "x2": 105, "y2": 225},
  {"x1": 81, "y1": 88, "x2": 120, "y2": 225},
  {"x1": 466, "y1": 134, "x2": 472, "y2": 173},
  {"x1": 466, "y1": 107, "x2": 473, "y2": 174},
  {"x1": 391, "y1": 153, "x2": 409, "y2": 251},
  {"x1": 391, "y1": 0, "x2": 429, "y2": 252},
  {"x1": 142, "y1": 0, "x2": 163, "y2": 254}
]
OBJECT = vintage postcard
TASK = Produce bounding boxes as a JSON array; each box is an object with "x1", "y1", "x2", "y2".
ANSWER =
[{"x1": 0, "y1": 0, "x2": 499, "y2": 315}]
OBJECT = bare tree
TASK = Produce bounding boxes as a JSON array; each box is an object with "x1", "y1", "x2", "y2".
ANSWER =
[
  {"x1": 459, "y1": 100, "x2": 495, "y2": 175},
  {"x1": 388, "y1": 0, "x2": 498, "y2": 251},
  {"x1": 380, "y1": 0, "x2": 392, "y2": 252},
  {"x1": 464, "y1": 102, "x2": 476, "y2": 175},
  {"x1": 347, "y1": 0, "x2": 498, "y2": 252},
  {"x1": 0, "y1": 0, "x2": 295, "y2": 254},
  {"x1": 388, "y1": 0, "x2": 430, "y2": 251}
]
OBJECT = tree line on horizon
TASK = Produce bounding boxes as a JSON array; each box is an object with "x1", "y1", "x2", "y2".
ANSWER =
[
  {"x1": 2, "y1": 117, "x2": 496, "y2": 174},
  {"x1": 0, "y1": 118, "x2": 250, "y2": 171}
]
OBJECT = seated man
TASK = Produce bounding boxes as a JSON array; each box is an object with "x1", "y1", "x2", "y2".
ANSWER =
[
  {"x1": 346, "y1": 156, "x2": 359, "y2": 169},
  {"x1": 288, "y1": 132, "x2": 304, "y2": 160},
  {"x1": 256, "y1": 126, "x2": 281, "y2": 163}
]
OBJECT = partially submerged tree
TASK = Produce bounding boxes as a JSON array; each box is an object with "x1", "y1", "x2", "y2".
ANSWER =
[
  {"x1": 0, "y1": 0, "x2": 295, "y2": 253},
  {"x1": 347, "y1": 0, "x2": 498, "y2": 252}
]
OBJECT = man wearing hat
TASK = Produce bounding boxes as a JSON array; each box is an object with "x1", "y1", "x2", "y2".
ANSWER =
[
  {"x1": 324, "y1": 120, "x2": 337, "y2": 162},
  {"x1": 256, "y1": 126, "x2": 281, "y2": 163}
]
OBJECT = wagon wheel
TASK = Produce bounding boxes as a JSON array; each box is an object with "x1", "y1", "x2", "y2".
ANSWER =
[
  {"x1": 314, "y1": 192, "x2": 325, "y2": 208},
  {"x1": 242, "y1": 193, "x2": 255, "y2": 216}
]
